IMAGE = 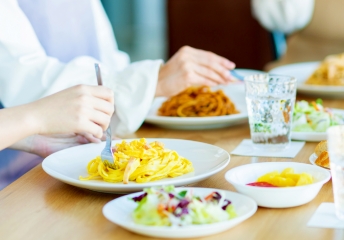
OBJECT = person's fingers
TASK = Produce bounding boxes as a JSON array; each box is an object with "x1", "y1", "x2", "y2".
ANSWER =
[
  {"x1": 89, "y1": 110, "x2": 111, "y2": 131},
  {"x1": 89, "y1": 85, "x2": 114, "y2": 105},
  {"x1": 189, "y1": 74, "x2": 218, "y2": 87},
  {"x1": 190, "y1": 54, "x2": 235, "y2": 82},
  {"x1": 77, "y1": 121, "x2": 103, "y2": 139},
  {"x1": 188, "y1": 47, "x2": 235, "y2": 69},
  {"x1": 75, "y1": 134, "x2": 91, "y2": 144},
  {"x1": 193, "y1": 64, "x2": 228, "y2": 85},
  {"x1": 81, "y1": 133, "x2": 102, "y2": 143},
  {"x1": 72, "y1": 85, "x2": 114, "y2": 105},
  {"x1": 89, "y1": 97, "x2": 114, "y2": 116}
]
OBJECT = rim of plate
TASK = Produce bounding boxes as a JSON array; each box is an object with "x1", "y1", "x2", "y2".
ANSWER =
[
  {"x1": 42, "y1": 138, "x2": 230, "y2": 191},
  {"x1": 225, "y1": 162, "x2": 331, "y2": 191},
  {"x1": 102, "y1": 187, "x2": 257, "y2": 237},
  {"x1": 270, "y1": 61, "x2": 344, "y2": 92},
  {"x1": 145, "y1": 112, "x2": 248, "y2": 123}
]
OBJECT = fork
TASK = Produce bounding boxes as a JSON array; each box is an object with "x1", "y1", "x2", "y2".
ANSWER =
[
  {"x1": 230, "y1": 70, "x2": 244, "y2": 81},
  {"x1": 95, "y1": 63, "x2": 115, "y2": 168}
]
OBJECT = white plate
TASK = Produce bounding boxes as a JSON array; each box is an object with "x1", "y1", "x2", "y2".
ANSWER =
[
  {"x1": 102, "y1": 187, "x2": 257, "y2": 238},
  {"x1": 145, "y1": 69, "x2": 265, "y2": 130},
  {"x1": 291, "y1": 108, "x2": 344, "y2": 142},
  {"x1": 270, "y1": 62, "x2": 344, "y2": 99},
  {"x1": 309, "y1": 153, "x2": 330, "y2": 171},
  {"x1": 42, "y1": 138, "x2": 230, "y2": 193},
  {"x1": 291, "y1": 132, "x2": 326, "y2": 142}
]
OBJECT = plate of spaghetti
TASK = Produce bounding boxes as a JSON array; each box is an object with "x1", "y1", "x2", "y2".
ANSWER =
[
  {"x1": 270, "y1": 54, "x2": 344, "y2": 98},
  {"x1": 42, "y1": 138, "x2": 230, "y2": 193},
  {"x1": 145, "y1": 69, "x2": 263, "y2": 130}
]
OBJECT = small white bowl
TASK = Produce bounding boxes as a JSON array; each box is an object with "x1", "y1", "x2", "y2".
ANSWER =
[{"x1": 225, "y1": 162, "x2": 331, "y2": 208}]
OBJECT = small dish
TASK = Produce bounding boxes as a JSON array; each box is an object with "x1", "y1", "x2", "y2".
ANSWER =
[
  {"x1": 102, "y1": 187, "x2": 257, "y2": 238},
  {"x1": 225, "y1": 162, "x2": 331, "y2": 208}
]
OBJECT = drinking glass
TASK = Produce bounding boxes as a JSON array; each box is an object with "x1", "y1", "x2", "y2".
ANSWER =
[
  {"x1": 244, "y1": 74, "x2": 297, "y2": 151},
  {"x1": 327, "y1": 126, "x2": 344, "y2": 220}
]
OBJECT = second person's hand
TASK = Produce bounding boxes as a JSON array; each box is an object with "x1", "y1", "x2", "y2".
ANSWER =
[{"x1": 156, "y1": 46, "x2": 236, "y2": 97}]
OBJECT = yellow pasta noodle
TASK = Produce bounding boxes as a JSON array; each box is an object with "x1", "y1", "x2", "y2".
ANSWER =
[
  {"x1": 306, "y1": 53, "x2": 344, "y2": 86},
  {"x1": 79, "y1": 138, "x2": 194, "y2": 184}
]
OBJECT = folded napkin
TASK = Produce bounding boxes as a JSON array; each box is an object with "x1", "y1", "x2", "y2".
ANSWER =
[
  {"x1": 308, "y1": 203, "x2": 344, "y2": 229},
  {"x1": 231, "y1": 139, "x2": 305, "y2": 158}
]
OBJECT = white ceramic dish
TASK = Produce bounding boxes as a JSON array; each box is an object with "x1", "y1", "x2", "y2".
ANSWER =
[
  {"x1": 145, "y1": 69, "x2": 265, "y2": 130},
  {"x1": 291, "y1": 131, "x2": 327, "y2": 142},
  {"x1": 42, "y1": 138, "x2": 230, "y2": 193},
  {"x1": 291, "y1": 108, "x2": 344, "y2": 142},
  {"x1": 225, "y1": 162, "x2": 331, "y2": 208},
  {"x1": 270, "y1": 62, "x2": 344, "y2": 99},
  {"x1": 102, "y1": 187, "x2": 257, "y2": 238},
  {"x1": 309, "y1": 153, "x2": 330, "y2": 171}
]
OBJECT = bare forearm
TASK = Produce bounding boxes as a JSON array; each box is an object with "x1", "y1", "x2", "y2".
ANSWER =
[{"x1": 0, "y1": 104, "x2": 38, "y2": 150}]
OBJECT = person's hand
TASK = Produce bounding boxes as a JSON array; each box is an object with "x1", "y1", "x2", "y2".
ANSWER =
[
  {"x1": 28, "y1": 134, "x2": 92, "y2": 158},
  {"x1": 27, "y1": 85, "x2": 114, "y2": 139},
  {"x1": 155, "y1": 46, "x2": 236, "y2": 97},
  {"x1": 10, "y1": 133, "x2": 121, "y2": 158}
]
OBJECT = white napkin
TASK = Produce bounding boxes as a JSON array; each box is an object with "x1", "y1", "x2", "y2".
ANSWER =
[
  {"x1": 231, "y1": 139, "x2": 305, "y2": 158},
  {"x1": 308, "y1": 203, "x2": 344, "y2": 229}
]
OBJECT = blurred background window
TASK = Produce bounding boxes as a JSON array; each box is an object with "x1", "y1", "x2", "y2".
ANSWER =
[
  {"x1": 101, "y1": 0, "x2": 168, "y2": 62},
  {"x1": 101, "y1": 0, "x2": 275, "y2": 70}
]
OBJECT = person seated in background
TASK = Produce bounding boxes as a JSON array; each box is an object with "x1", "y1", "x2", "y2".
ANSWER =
[
  {"x1": 251, "y1": 0, "x2": 344, "y2": 70},
  {"x1": 0, "y1": 0, "x2": 236, "y2": 139},
  {"x1": 1, "y1": 85, "x2": 114, "y2": 157}
]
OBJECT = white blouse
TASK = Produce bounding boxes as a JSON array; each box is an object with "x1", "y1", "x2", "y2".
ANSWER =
[
  {"x1": 251, "y1": 0, "x2": 315, "y2": 34},
  {"x1": 0, "y1": 0, "x2": 163, "y2": 136}
]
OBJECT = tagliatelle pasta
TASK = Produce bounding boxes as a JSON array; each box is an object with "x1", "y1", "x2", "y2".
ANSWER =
[
  {"x1": 79, "y1": 138, "x2": 193, "y2": 184},
  {"x1": 306, "y1": 53, "x2": 344, "y2": 86},
  {"x1": 158, "y1": 86, "x2": 239, "y2": 117}
]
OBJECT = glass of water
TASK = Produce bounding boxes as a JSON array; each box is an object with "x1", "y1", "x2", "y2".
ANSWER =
[
  {"x1": 244, "y1": 74, "x2": 297, "y2": 151},
  {"x1": 327, "y1": 126, "x2": 344, "y2": 220}
]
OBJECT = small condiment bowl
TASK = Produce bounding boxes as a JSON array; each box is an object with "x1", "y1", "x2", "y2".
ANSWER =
[{"x1": 225, "y1": 162, "x2": 331, "y2": 208}]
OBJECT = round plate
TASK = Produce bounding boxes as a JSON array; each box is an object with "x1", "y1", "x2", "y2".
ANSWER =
[
  {"x1": 291, "y1": 108, "x2": 344, "y2": 142},
  {"x1": 309, "y1": 153, "x2": 330, "y2": 171},
  {"x1": 270, "y1": 62, "x2": 344, "y2": 99},
  {"x1": 42, "y1": 139, "x2": 230, "y2": 193},
  {"x1": 102, "y1": 187, "x2": 257, "y2": 238},
  {"x1": 145, "y1": 69, "x2": 265, "y2": 130}
]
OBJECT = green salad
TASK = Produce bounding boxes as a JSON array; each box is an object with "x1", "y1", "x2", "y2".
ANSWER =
[
  {"x1": 131, "y1": 186, "x2": 237, "y2": 226},
  {"x1": 292, "y1": 99, "x2": 344, "y2": 132}
]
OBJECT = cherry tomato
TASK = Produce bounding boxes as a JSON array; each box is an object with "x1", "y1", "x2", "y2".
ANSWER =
[{"x1": 247, "y1": 182, "x2": 277, "y2": 187}]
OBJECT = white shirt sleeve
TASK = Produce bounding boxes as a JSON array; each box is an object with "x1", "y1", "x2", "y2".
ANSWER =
[
  {"x1": 251, "y1": 0, "x2": 315, "y2": 34},
  {"x1": 0, "y1": 0, "x2": 162, "y2": 136}
]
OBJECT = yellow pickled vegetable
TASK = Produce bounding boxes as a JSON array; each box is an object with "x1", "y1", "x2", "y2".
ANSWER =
[{"x1": 257, "y1": 168, "x2": 313, "y2": 187}]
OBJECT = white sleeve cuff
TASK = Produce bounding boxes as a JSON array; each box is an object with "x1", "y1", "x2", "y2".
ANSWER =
[{"x1": 103, "y1": 59, "x2": 163, "y2": 136}]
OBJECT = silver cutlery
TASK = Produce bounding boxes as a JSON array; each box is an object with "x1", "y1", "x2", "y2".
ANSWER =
[{"x1": 95, "y1": 63, "x2": 115, "y2": 168}]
